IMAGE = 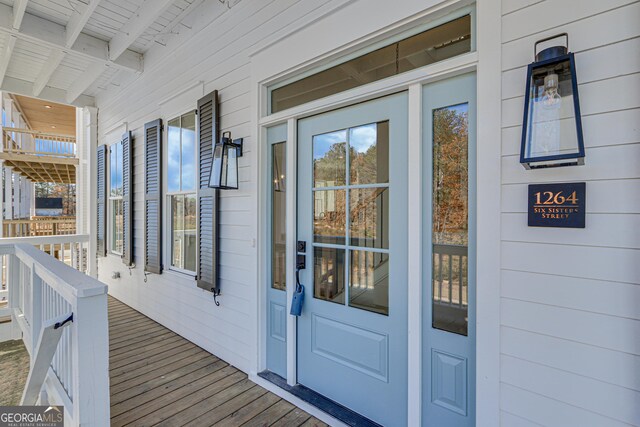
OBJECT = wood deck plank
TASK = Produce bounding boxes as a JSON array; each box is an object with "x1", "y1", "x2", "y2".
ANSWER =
[
  {"x1": 109, "y1": 325, "x2": 170, "y2": 348},
  {"x1": 108, "y1": 335, "x2": 189, "y2": 370},
  {"x1": 109, "y1": 330, "x2": 175, "y2": 355},
  {"x1": 109, "y1": 334, "x2": 184, "y2": 362},
  {"x1": 111, "y1": 359, "x2": 228, "y2": 415},
  {"x1": 269, "y1": 408, "x2": 312, "y2": 427},
  {"x1": 109, "y1": 321, "x2": 168, "y2": 341},
  {"x1": 107, "y1": 297, "x2": 319, "y2": 427},
  {"x1": 180, "y1": 384, "x2": 268, "y2": 427},
  {"x1": 110, "y1": 349, "x2": 213, "y2": 392},
  {"x1": 110, "y1": 341, "x2": 205, "y2": 377},
  {"x1": 241, "y1": 399, "x2": 296, "y2": 427},
  {"x1": 116, "y1": 371, "x2": 249, "y2": 426},
  {"x1": 214, "y1": 393, "x2": 282, "y2": 427},
  {"x1": 299, "y1": 418, "x2": 330, "y2": 427},
  {"x1": 109, "y1": 341, "x2": 196, "y2": 377}
]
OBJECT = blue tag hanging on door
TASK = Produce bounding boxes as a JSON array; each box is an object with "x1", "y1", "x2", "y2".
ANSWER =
[{"x1": 290, "y1": 269, "x2": 305, "y2": 316}]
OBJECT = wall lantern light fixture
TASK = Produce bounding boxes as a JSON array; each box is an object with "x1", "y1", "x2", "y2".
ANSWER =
[
  {"x1": 520, "y1": 33, "x2": 585, "y2": 169},
  {"x1": 208, "y1": 131, "x2": 244, "y2": 189}
]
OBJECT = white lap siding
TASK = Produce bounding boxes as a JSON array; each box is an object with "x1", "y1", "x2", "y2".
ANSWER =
[
  {"x1": 500, "y1": 0, "x2": 640, "y2": 425},
  {"x1": 94, "y1": 0, "x2": 347, "y2": 373}
]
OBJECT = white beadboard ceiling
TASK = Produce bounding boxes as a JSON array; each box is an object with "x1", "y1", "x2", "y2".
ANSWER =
[{"x1": 0, "y1": 0, "x2": 207, "y2": 107}]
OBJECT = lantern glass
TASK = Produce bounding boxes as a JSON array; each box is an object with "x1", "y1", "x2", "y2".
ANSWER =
[
  {"x1": 521, "y1": 53, "x2": 584, "y2": 168},
  {"x1": 223, "y1": 143, "x2": 238, "y2": 189},
  {"x1": 208, "y1": 136, "x2": 241, "y2": 189}
]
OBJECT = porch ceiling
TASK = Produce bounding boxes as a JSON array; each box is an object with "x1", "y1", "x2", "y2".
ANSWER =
[
  {"x1": 0, "y1": 152, "x2": 77, "y2": 183},
  {"x1": 12, "y1": 94, "x2": 75, "y2": 135},
  {"x1": 0, "y1": 0, "x2": 207, "y2": 108}
]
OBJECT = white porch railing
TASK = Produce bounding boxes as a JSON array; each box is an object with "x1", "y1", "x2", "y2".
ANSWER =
[
  {"x1": 0, "y1": 235, "x2": 109, "y2": 426},
  {"x1": 0, "y1": 235, "x2": 89, "y2": 274}
]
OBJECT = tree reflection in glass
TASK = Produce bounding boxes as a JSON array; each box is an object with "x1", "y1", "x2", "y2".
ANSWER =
[{"x1": 432, "y1": 103, "x2": 469, "y2": 336}]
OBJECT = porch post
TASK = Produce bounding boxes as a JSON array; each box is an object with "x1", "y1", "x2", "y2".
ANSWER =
[
  {"x1": 12, "y1": 171, "x2": 19, "y2": 221},
  {"x1": 84, "y1": 107, "x2": 98, "y2": 277},
  {"x1": 5, "y1": 166, "x2": 13, "y2": 225}
]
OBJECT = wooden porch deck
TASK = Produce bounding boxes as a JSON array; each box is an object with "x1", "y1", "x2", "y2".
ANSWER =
[{"x1": 108, "y1": 297, "x2": 327, "y2": 427}]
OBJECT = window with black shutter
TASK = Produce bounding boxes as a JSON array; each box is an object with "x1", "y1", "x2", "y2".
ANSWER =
[
  {"x1": 96, "y1": 144, "x2": 107, "y2": 257},
  {"x1": 196, "y1": 91, "x2": 219, "y2": 293},
  {"x1": 122, "y1": 131, "x2": 133, "y2": 266},
  {"x1": 144, "y1": 119, "x2": 163, "y2": 274}
]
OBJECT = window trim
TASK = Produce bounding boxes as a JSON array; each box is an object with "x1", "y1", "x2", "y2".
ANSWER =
[
  {"x1": 107, "y1": 140, "x2": 124, "y2": 256},
  {"x1": 163, "y1": 110, "x2": 198, "y2": 275}
]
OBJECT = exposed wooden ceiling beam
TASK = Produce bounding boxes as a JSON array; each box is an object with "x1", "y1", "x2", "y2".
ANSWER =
[
  {"x1": 1, "y1": 75, "x2": 94, "y2": 108},
  {"x1": 65, "y1": 0, "x2": 103, "y2": 48},
  {"x1": 33, "y1": 0, "x2": 104, "y2": 98},
  {"x1": 0, "y1": 3, "x2": 143, "y2": 74},
  {"x1": 0, "y1": 36, "x2": 17, "y2": 87},
  {"x1": 32, "y1": 49, "x2": 65, "y2": 97},
  {"x1": 12, "y1": 0, "x2": 28, "y2": 30},
  {"x1": 108, "y1": 0, "x2": 175, "y2": 61},
  {"x1": 66, "y1": 62, "x2": 107, "y2": 104}
]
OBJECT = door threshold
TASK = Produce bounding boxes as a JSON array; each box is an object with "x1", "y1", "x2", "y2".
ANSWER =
[{"x1": 258, "y1": 370, "x2": 382, "y2": 427}]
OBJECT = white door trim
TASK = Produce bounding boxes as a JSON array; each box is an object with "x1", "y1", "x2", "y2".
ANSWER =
[{"x1": 407, "y1": 83, "x2": 424, "y2": 423}]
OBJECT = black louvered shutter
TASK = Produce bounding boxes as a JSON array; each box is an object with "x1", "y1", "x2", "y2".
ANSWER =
[
  {"x1": 144, "y1": 119, "x2": 163, "y2": 274},
  {"x1": 122, "y1": 131, "x2": 134, "y2": 266},
  {"x1": 96, "y1": 144, "x2": 107, "y2": 257},
  {"x1": 196, "y1": 91, "x2": 219, "y2": 293}
]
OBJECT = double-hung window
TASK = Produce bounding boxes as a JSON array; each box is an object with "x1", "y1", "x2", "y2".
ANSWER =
[
  {"x1": 109, "y1": 141, "x2": 124, "y2": 254},
  {"x1": 167, "y1": 111, "x2": 197, "y2": 273}
]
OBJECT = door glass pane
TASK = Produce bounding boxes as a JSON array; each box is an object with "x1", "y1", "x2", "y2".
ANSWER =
[
  {"x1": 272, "y1": 142, "x2": 286, "y2": 291},
  {"x1": 313, "y1": 130, "x2": 347, "y2": 187},
  {"x1": 432, "y1": 103, "x2": 469, "y2": 336},
  {"x1": 313, "y1": 189, "x2": 346, "y2": 244},
  {"x1": 350, "y1": 121, "x2": 389, "y2": 185},
  {"x1": 313, "y1": 247, "x2": 345, "y2": 304},
  {"x1": 349, "y1": 251, "x2": 389, "y2": 315},
  {"x1": 350, "y1": 188, "x2": 389, "y2": 249}
]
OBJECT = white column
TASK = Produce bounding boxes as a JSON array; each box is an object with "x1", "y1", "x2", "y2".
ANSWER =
[
  {"x1": 12, "y1": 172, "x2": 18, "y2": 221},
  {"x1": 18, "y1": 176, "x2": 23, "y2": 219},
  {"x1": 75, "y1": 107, "x2": 84, "y2": 234},
  {"x1": 84, "y1": 107, "x2": 98, "y2": 277},
  {"x1": 25, "y1": 179, "x2": 32, "y2": 219},
  {"x1": 30, "y1": 180, "x2": 35, "y2": 218},
  {"x1": 4, "y1": 166, "x2": 12, "y2": 221}
]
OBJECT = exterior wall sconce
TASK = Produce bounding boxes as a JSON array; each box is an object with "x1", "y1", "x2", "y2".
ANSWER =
[
  {"x1": 520, "y1": 33, "x2": 585, "y2": 169},
  {"x1": 208, "y1": 131, "x2": 244, "y2": 189}
]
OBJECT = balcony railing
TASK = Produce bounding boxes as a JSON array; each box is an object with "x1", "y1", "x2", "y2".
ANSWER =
[
  {"x1": 432, "y1": 243, "x2": 468, "y2": 307},
  {"x1": 2, "y1": 127, "x2": 76, "y2": 158},
  {"x1": 3, "y1": 217, "x2": 77, "y2": 237},
  {"x1": 0, "y1": 235, "x2": 108, "y2": 426}
]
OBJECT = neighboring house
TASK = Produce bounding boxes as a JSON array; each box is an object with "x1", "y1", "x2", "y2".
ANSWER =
[{"x1": 0, "y1": 0, "x2": 638, "y2": 426}]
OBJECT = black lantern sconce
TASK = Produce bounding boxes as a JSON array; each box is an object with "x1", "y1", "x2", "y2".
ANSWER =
[
  {"x1": 208, "y1": 131, "x2": 244, "y2": 189},
  {"x1": 520, "y1": 33, "x2": 585, "y2": 169}
]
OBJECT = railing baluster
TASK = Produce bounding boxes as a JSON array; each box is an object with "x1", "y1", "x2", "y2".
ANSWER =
[
  {"x1": 459, "y1": 254, "x2": 463, "y2": 308},
  {"x1": 438, "y1": 252, "x2": 443, "y2": 302},
  {"x1": 448, "y1": 253, "x2": 453, "y2": 305}
]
